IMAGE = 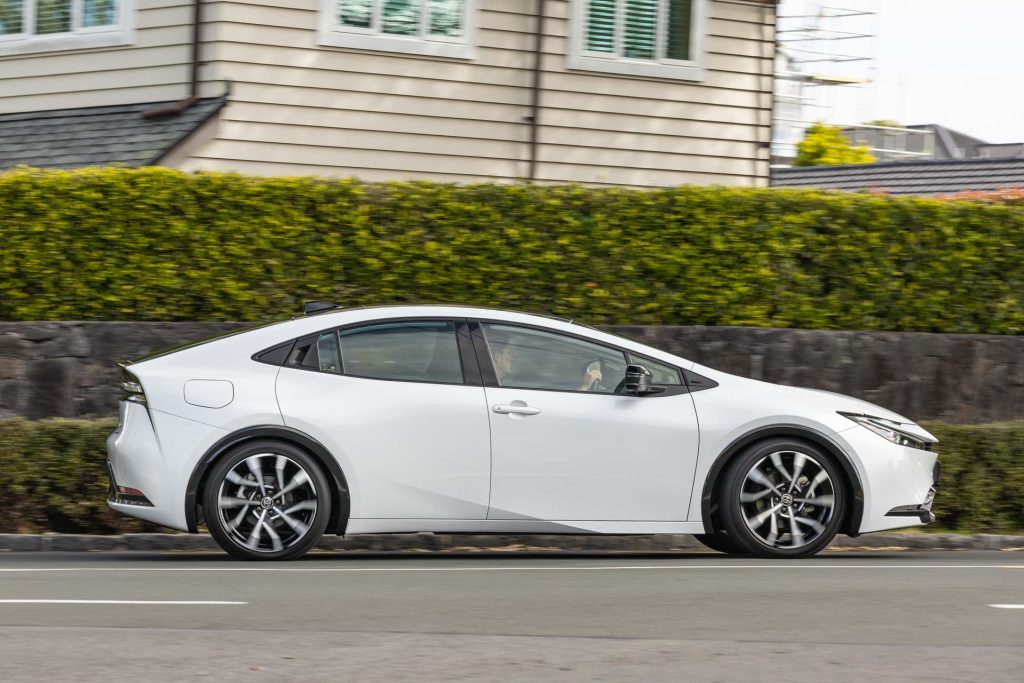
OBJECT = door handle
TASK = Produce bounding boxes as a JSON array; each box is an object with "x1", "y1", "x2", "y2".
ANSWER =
[{"x1": 492, "y1": 404, "x2": 541, "y2": 416}]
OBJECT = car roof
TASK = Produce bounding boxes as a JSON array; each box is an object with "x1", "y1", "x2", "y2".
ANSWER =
[{"x1": 133, "y1": 304, "x2": 694, "y2": 371}]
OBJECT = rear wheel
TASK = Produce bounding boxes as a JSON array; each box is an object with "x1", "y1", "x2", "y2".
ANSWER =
[
  {"x1": 719, "y1": 439, "x2": 846, "y2": 559},
  {"x1": 204, "y1": 440, "x2": 330, "y2": 561}
]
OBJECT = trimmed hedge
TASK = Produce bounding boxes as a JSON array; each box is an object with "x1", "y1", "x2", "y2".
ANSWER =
[
  {"x1": 0, "y1": 418, "x2": 1020, "y2": 534},
  {"x1": 3, "y1": 167, "x2": 1024, "y2": 332}
]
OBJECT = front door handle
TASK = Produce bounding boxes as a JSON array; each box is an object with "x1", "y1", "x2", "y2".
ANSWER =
[{"x1": 492, "y1": 403, "x2": 541, "y2": 416}]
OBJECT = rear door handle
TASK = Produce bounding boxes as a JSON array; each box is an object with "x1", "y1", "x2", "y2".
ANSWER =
[{"x1": 492, "y1": 404, "x2": 541, "y2": 416}]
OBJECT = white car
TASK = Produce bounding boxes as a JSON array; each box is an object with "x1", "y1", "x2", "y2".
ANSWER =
[{"x1": 107, "y1": 304, "x2": 940, "y2": 560}]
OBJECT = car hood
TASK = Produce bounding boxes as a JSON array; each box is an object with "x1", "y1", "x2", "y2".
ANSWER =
[
  {"x1": 776, "y1": 386, "x2": 938, "y2": 443},
  {"x1": 688, "y1": 363, "x2": 938, "y2": 444}
]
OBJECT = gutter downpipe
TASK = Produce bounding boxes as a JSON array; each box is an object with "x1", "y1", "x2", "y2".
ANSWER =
[
  {"x1": 526, "y1": 0, "x2": 546, "y2": 181},
  {"x1": 143, "y1": 0, "x2": 202, "y2": 118}
]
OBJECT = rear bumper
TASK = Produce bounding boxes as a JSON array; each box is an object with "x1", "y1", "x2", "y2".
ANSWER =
[{"x1": 107, "y1": 401, "x2": 227, "y2": 531}]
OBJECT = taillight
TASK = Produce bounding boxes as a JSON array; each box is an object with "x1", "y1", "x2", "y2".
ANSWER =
[{"x1": 117, "y1": 363, "x2": 147, "y2": 405}]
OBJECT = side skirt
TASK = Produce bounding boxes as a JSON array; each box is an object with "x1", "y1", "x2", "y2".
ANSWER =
[{"x1": 345, "y1": 519, "x2": 707, "y2": 535}]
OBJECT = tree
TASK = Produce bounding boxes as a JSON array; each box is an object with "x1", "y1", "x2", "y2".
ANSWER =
[
  {"x1": 793, "y1": 123, "x2": 875, "y2": 167},
  {"x1": 864, "y1": 119, "x2": 902, "y2": 128}
]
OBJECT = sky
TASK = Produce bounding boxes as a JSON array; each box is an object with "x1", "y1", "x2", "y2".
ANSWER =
[{"x1": 777, "y1": 0, "x2": 1024, "y2": 143}]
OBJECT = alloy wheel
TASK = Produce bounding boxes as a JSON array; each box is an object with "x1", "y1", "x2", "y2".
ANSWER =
[
  {"x1": 216, "y1": 453, "x2": 319, "y2": 553},
  {"x1": 738, "y1": 450, "x2": 837, "y2": 550}
]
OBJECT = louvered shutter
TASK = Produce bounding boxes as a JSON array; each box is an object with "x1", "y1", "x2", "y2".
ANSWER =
[
  {"x1": 623, "y1": 0, "x2": 657, "y2": 59},
  {"x1": 339, "y1": 0, "x2": 373, "y2": 28},
  {"x1": 35, "y1": 0, "x2": 72, "y2": 34},
  {"x1": 585, "y1": 0, "x2": 615, "y2": 53},
  {"x1": 0, "y1": 1, "x2": 25, "y2": 35},
  {"x1": 666, "y1": 0, "x2": 693, "y2": 60},
  {"x1": 381, "y1": 0, "x2": 420, "y2": 35}
]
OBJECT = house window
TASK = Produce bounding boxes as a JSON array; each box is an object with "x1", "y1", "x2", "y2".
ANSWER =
[
  {"x1": 0, "y1": 0, "x2": 132, "y2": 56},
  {"x1": 318, "y1": 0, "x2": 477, "y2": 59},
  {"x1": 569, "y1": 0, "x2": 706, "y2": 81}
]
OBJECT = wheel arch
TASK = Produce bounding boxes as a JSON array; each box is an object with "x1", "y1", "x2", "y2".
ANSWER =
[
  {"x1": 185, "y1": 425, "x2": 351, "y2": 535},
  {"x1": 700, "y1": 424, "x2": 865, "y2": 537}
]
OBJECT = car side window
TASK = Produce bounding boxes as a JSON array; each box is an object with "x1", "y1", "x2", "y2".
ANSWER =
[
  {"x1": 286, "y1": 332, "x2": 341, "y2": 374},
  {"x1": 481, "y1": 323, "x2": 627, "y2": 394},
  {"x1": 339, "y1": 320, "x2": 464, "y2": 384},
  {"x1": 629, "y1": 354, "x2": 682, "y2": 385}
]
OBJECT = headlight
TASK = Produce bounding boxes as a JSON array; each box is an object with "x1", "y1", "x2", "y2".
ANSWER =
[{"x1": 839, "y1": 412, "x2": 929, "y2": 450}]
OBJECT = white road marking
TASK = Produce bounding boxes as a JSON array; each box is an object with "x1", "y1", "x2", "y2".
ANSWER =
[
  {"x1": 990, "y1": 604, "x2": 1024, "y2": 609},
  {"x1": 0, "y1": 600, "x2": 246, "y2": 605},
  {"x1": 0, "y1": 564, "x2": 1015, "y2": 573}
]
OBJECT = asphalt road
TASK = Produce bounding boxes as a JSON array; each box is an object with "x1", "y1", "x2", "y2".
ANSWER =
[{"x1": 0, "y1": 550, "x2": 1021, "y2": 682}]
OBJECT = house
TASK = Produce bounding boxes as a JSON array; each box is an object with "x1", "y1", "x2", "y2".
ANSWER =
[
  {"x1": 770, "y1": 157, "x2": 1024, "y2": 196},
  {"x1": 839, "y1": 122, "x2": 1024, "y2": 163},
  {"x1": 0, "y1": 1, "x2": 778, "y2": 187}
]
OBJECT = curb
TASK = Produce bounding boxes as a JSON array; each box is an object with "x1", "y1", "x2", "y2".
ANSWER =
[{"x1": 2, "y1": 532, "x2": 1022, "y2": 553}]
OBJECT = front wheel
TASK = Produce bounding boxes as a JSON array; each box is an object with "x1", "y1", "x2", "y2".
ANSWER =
[
  {"x1": 204, "y1": 440, "x2": 330, "y2": 561},
  {"x1": 719, "y1": 439, "x2": 846, "y2": 559}
]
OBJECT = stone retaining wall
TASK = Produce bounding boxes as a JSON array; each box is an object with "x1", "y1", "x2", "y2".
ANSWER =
[{"x1": 2, "y1": 321, "x2": 1023, "y2": 422}]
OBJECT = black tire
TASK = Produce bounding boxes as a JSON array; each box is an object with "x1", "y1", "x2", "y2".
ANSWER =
[
  {"x1": 204, "y1": 440, "x2": 331, "y2": 561},
  {"x1": 719, "y1": 438, "x2": 846, "y2": 559},
  {"x1": 693, "y1": 531, "x2": 749, "y2": 555}
]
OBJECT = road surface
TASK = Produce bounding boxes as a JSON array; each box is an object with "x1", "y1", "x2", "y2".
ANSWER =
[{"x1": 0, "y1": 550, "x2": 1021, "y2": 681}]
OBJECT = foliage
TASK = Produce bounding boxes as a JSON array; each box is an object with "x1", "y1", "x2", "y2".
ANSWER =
[
  {"x1": 924, "y1": 421, "x2": 1024, "y2": 533},
  {"x1": 0, "y1": 417, "x2": 1020, "y2": 534},
  {"x1": 4, "y1": 167, "x2": 1024, "y2": 333},
  {"x1": 863, "y1": 119, "x2": 902, "y2": 128},
  {"x1": 793, "y1": 122, "x2": 875, "y2": 167},
  {"x1": 0, "y1": 418, "x2": 153, "y2": 534}
]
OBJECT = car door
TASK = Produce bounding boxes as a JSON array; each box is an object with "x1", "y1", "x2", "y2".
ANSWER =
[
  {"x1": 475, "y1": 321, "x2": 700, "y2": 522},
  {"x1": 275, "y1": 319, "x2": 491, "y2": 521}
]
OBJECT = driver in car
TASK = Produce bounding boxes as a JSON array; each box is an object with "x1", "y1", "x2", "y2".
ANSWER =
[
  {"x1": 490, "y1": 333, "x2": 605, "y2": 392},
  {"x1": 578, "y1": 361, "x2": 603, "y2": 392}
]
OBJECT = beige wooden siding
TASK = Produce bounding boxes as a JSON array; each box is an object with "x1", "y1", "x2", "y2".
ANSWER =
[
  {"x1": 183, "y1": 0, "x2": 775, "y2": 186},
  {"x1": 0, "y1": 0, "x2": 206, "y2": 114}
]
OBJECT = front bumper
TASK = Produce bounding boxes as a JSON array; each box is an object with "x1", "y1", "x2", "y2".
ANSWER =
[
  {"x1": 885, "y1": 459, "x2": 940, "y2": 524},
  {"x1": 836, "y1": 425, "x2": 941, "y2": 534}
]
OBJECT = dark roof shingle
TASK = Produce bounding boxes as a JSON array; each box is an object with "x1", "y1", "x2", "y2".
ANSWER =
[
  {"x1": 0, "y1": 97, "x2": 226, "y2": 171},
  {"x1": 770, "y1": 157, "x2": 1024, "y2": 196}
]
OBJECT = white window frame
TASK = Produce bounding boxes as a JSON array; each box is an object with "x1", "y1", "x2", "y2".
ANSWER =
[
  {"x1": 568, "y1": 0, "x2": 706, "y2": 81},
  {"x1": 0, "y1": 0, "x2": 133, "y2": 56},
  {"x1": 318, "y1": 0, "x2": 477, "y2": 60}
]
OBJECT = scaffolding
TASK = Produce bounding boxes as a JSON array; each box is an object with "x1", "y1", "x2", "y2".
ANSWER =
[{"x1": 772, "y1": 2, "x2": 905, "y2": 165}]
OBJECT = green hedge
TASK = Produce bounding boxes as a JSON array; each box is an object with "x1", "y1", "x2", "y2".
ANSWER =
[
  {"x1": 0, "y1": 418, "x2": 1021, "y2": 534},
  {"x1": 3, "y1": 167, "x2": 1024, "y2": 332}
]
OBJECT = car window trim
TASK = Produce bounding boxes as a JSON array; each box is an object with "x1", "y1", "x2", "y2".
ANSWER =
[
  {"x1": 265, "y1": 316, "x2": 478, "y2": 387},
  {"x1": 469, "y1": 318, "x2": 691, "y2": 397}
]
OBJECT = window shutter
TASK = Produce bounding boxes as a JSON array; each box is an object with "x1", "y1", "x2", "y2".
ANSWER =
[
  {"x1": 623, "y1": 0, "x2": 657, "y2": 59},
  {"x1": 666, "y1": 0, "x2": 693, "y2": 60},
  {"x1": 35, "y1": 0, "x2": 72, "y2": 34},
  {"x1": 381, "y1": 0, "x2": 420, "y2": 35},
  {"x1": 82, "y1": 0, "x2": 118, "y2": 28},
  {"x1": 428, "y1": 0, "x2": 463, "y2": 36},
  {"x1": 339, "y1": 0, "x2": 373, "y2": 28},
  {"x1": 585, "y1": 0, "x2": 616, "y2": 53},
  {"x1": 0, "y1": 1, "x2": 25, "y2": 35}
]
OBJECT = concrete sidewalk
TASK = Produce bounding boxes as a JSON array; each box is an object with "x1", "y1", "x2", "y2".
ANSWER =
[{"x1": 2, "y1": 532, "x2": 1022, "y2": 553}]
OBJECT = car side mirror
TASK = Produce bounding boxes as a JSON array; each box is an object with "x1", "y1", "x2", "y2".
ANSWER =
[{"x1": 624, "y1": 364, "x2": 663, "y2": 396}]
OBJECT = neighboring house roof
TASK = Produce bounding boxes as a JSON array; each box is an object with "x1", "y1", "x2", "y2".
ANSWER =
[
  {"x1": 0, "y1": 97, "x2": 226, "y2": 171},
  {"x1": 771, "y1": 157, "x2": 1024, "y2": 196},
  {"x1": 906, "y1": 124, "x2": 988, "y2": 160}
]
